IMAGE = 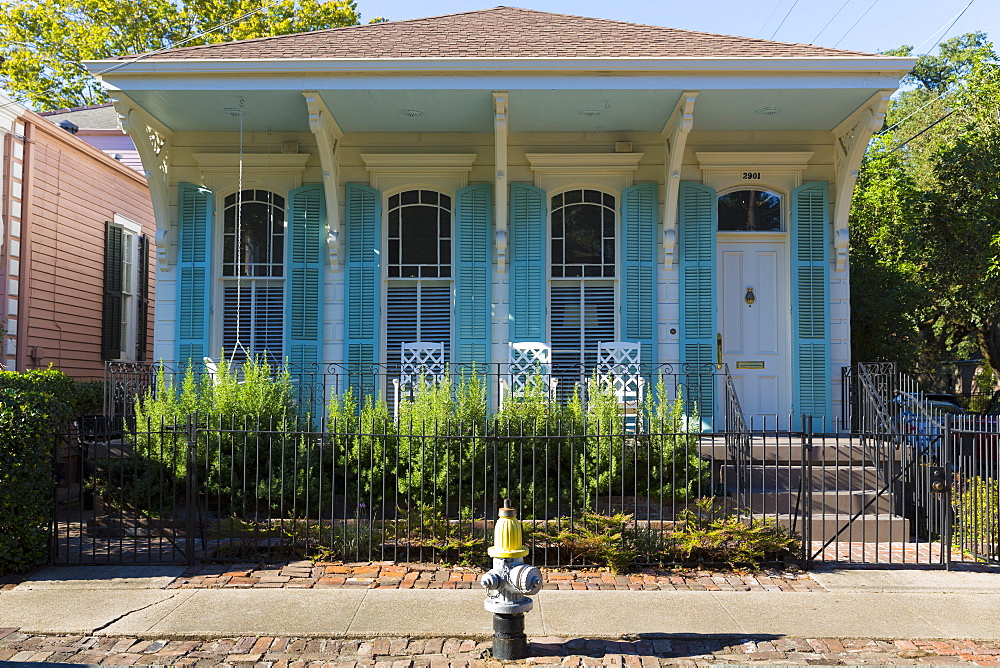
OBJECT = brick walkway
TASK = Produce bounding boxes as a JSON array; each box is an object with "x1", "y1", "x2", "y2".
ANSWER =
[
  {"x1": 1, "y1": 630, "x2": 999, "y2": 666},
  {"x1": 166, "y1": 561, "x2": 826, "y2": 592}
]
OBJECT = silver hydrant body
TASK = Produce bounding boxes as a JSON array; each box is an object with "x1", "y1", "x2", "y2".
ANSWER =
[{"x1": 481, "y1": 501, "x2": 542, "y2": 660}]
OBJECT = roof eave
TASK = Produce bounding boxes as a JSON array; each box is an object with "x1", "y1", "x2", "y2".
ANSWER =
[{"x1": 86, "y1": 55, "x2": 917, "y2": 81}]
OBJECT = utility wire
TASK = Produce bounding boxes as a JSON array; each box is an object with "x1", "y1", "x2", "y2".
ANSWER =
[
  {"x1": 756, "y1": 0, "x2": 785, "y2": 38},
  {"x1": 0, "y1": 0, "x2": 289, "y2": 112},
  {"x1": 833, "y1": 0, "x2": 880, "y2": 48},
  {"x1": 811, "y1": 0, "x2": 852, "y2": 44},
  {"x1": 769, "y1": 0, "x2": 801, "y2": 40},
  {"x1": 919, "y1": 0, "x2": 976, "y2": 56},
  {"x1": 886, "y1": 109, "x2": 956, "y2": 153}
]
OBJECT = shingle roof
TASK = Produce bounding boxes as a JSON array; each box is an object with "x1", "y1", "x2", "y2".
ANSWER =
[
  {"x1": 38, "y1": 103, "x2": 121, "y2": 130},
  {"x1": 118, "y1": 6, "x2": 874, "y2": 61}
]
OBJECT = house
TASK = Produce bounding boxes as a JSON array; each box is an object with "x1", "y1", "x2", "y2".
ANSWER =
[
  {"x1": 38, "y1": 103, "x2": 144, "y2": 174},
  {"x1": 0, "y1": 93, "x2": 154, "y2": 377},
  {"x1": 88, "y1": 7, "x2": 914, "y2": 426}
]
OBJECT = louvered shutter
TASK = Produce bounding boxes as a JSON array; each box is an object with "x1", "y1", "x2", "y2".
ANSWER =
[
  {"x1": 678, "y1": 182, "x2": 717, "y2": 421},
  {"x1": 176, "y1": 183, "x2": 213, "y2": 367},
  {"x1": 101, "y1": 221, "x2": 124, "y2": 361},
  {"x1": 137, "y1": 234, "x2": 150, "y2": 361},
  {"x1": 454, "y1": 184, "x2": 493, "y2": 369},
  {"x1": 344, "y1": 184, "x2": 381, "y2": 374},
  {"x1": 286, "y1": 184, "x2": 325, "y2": 371},
  {"x1": 509, "y1": 183, "x2": 546, "y2": 342},
  {"x1": 792, "y1": 181, "x2": 831, "y2": 426},
  {"x1": 621, "y1": 183, "x2": 658, "y2": 369}
]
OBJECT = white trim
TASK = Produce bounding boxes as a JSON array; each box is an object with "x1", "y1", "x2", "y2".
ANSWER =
[
  {"x1": 113, "y1": 214, "x2": 142, "y2": 234},
  {"x1": 696, "y1": 152, "x2": 814, "y2": 168},
  {"x1": 87, "y1": 56, "x2": 917, "y2": 79},
  {"x1": 361, "y1": 154, "x2": 476, "y2": 192},
  {"x1": 661, "y1": 91, "x2": 698, "y2": 270},
  {"x1": 526, "y1": 153, "x2": 642, "y2": 193}
]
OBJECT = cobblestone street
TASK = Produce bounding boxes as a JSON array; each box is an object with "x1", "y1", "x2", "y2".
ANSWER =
[{"x1": 2, "y1": 629, "x2": 1000, "y2": 666}]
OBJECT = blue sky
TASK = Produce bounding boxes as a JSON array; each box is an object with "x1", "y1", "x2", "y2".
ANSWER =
[{"x1": 357, "y1": 0, "x2": 996, "y2": 56}]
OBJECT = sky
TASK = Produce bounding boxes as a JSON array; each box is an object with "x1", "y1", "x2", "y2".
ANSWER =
[{"x1": 356, "y1": 0, "x2": 997, "y2": 56}]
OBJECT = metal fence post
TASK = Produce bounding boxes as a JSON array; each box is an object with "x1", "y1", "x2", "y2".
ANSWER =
[
  {"x1": 942, "y1": 413, "x2": 953, "y2": 570},
  {"x1": 800, "y1": 415, "x2": 814, "y2": 565},
  {"x1": 184, "y1": 413, "x2": 197, "y2": 566}
]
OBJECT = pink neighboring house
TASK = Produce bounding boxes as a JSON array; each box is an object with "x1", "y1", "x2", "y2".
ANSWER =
[
  {"x1": 1, "y1": 96, "x2": 155, "y2": 379},
  {"x1": 38, "y1": 103, "x2": 143, "y2": 174}
]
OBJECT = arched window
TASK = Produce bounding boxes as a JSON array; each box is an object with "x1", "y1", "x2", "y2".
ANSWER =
[
  {"x1": 718, "y1": 189, "x2": 782, "y2": 231},
  {"x1": 550, "y1": 189, "x2": 616, "y2": 379},
  {"x1": 385, "y1": 190, "x2": 453, "y2": 369},
  {"x1": 221, "y1": 189, "x2": 284, "y2": 362}
]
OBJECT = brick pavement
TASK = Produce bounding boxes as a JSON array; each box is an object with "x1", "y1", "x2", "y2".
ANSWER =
[
  {"x1": 163, "y1": 561, "x2": 826, "y2": 592},
  {"x1": 1, "y1": 629, "x2": 999, "y2": 666}
]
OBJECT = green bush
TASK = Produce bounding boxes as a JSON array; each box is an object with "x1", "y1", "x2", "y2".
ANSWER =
[
  {"x1": 954, "y1": 476, "x2": 999, "y2": 557},
  {"x1": 123, "y1": 357, "x2": 306, "y2": 516},
  {"x1": 0, "y1": 388, "x2": 65, "y2": 574}
]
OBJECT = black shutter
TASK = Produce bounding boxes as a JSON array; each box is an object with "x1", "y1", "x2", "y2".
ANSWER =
[
  {"x1": 101, "y1": 222, "x2": 124, "y2": 361},
  {"x1": 136, "y1": 234, "x2": 150, "y2": 361}
]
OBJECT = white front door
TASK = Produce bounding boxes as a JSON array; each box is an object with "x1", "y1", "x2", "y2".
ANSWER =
[{"x1": 717, "y1": 237, "x2": 791, "y2": 429}]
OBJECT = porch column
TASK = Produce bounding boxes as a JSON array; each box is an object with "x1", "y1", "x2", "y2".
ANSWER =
[{"x1": 493, "y1": 91, "x2": 509, "y2": 369}]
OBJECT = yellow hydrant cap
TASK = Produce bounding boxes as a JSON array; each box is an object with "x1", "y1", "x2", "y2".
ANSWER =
[{"x1": 488, "y1": 505, "x2": 529, "y2": 558}]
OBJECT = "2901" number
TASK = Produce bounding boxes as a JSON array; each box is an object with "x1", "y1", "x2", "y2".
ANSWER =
[{"x1": 742, "y1": 172, "x2": 761, "y2": 180}]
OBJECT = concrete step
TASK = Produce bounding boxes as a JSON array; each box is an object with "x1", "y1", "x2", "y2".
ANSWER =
[
  {"x1": 766, "y1": 512, "x2": 911, "y2": 542},
  {"x1": 747, "y1": 489, "x2": 893, "y2": 515},
  {"x1": 724, "y1": 464, "x2": 885, "y2": 491}
]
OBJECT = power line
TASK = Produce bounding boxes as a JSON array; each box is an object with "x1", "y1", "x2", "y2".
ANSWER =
[
  {"x1": 833, "y1": 0, "x2": 880, "y2": 48},
  {"x1": 811, "y1": 0, "x2": 852, "y2": 44},
  {"x1": 755, "y1": 0, "x2": 784, "y2": 39},
  {"x1": 769, "y1": 0, "x2": 801, "y2": 40},
  {"x1": 920, "y1": 0, "x2": 976, "y2": 56},
  {"x1": 886, "y1": 109, "x2": 956, "y2": 154},
  {"x1": 0, "y1": 0, "x2": 294, "y2": 112}
]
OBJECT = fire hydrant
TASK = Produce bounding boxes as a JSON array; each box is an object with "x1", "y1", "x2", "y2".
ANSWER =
[{"x1": 481, "y1": 499, "x2": 542, "y2": 660}]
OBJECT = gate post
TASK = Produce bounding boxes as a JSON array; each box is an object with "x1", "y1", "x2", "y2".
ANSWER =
[
  {"x1": 942, "y1": 414, "x2": 953, "y2": 570},
  {"x1": 184, "y1": 413, "x2": 198, "y2": 566},
  {"x1": 800, "y1": 416, "x2": 814, "y2": 565}
]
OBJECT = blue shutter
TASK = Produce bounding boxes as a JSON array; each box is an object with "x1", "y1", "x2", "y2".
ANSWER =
[
  {"x1": 176, "y1": 183, "x2": 213, "y2": 367},
  {"x1": 454, "y1": 184, "x2": 493, "y2": 369},
  {"x1": 678, "y1": 182, "x2": 717, "y2": 421},
  {"x1": 621, "y1": 183, "x2": 658, "y2": 369},
  {"x1": 344, "y1": 184, "x2": 381, "y2": 377},
  {"x1": 792, "y1": 181, "x2": 831, "y2": 427},
  {"x1": 285, "y1": 184, "x2": 325, "y2": 371},
  {"x1": 509, "y1": 183, "x2": 546, "y2": 342}
]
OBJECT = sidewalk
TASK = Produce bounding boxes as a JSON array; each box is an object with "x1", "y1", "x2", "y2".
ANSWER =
[{"x1": 0, "y1": 564, "x2": 999, "y2": 665}]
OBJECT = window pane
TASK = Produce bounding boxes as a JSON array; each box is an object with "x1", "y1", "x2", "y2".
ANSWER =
[
  {"x1": 440, "y1": 194, "x2": 452, "y2": 211},
  {"x1": 584, "y1": 189, "x2": 601, "y2": 204},
  {"x1": 564, "y1": 190, "x2": 582, "y2": 205},
  {"x1": 420, "y1": 190, "x2": 437, "y2": 205},
  {"x1": 563, "y1": 203, "x2": 602, "y2": 265},
  {"x1": 400, "y1": 205, "x2": 440, "y2": 265},
  {"x1": 718, "y1": 189, "x2": 782, "y2": 231},
  {"x1": 401, "y1": 190, "x2": 418, "y2": 205}
]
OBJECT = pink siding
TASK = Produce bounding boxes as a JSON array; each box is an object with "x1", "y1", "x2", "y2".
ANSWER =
[
  {"x1": 76, "y1": 131, "x2": 144, "y2": 174},
  {"x1": 12, "y1": 112, "x2": 155, "y2": 379}
]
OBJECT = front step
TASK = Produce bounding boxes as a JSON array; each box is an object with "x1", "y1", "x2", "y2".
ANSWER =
[
  {"x1": 724, "y1": 464, "x2": 885, "y2": 490},
  {"x1": 766, "y1": 512, "x2": 911, "y2": 542},
  {"x1": 747, "y1": 489, "x2": 893, "y2": 515}
]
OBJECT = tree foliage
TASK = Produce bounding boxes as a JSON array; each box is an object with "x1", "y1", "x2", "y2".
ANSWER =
[
  {"x1": 0, "y1": 0, "x2": 368, "y2": 110},
  {"x1": 851, "y1": 33, "x2": 1000, "y2": 384}
]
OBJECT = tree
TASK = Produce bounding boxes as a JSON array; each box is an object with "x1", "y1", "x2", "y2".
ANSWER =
[
  {"x1": 0, "y1": 0, "x2": 366, "y2": 110},
  {"x1": 850, "y1": 33, "x2": 1000, "y2": 386}
]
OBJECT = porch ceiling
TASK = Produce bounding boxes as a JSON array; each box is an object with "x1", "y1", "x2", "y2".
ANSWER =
[{"x1": 124, "y1": 87, "x2": 883, "y2": 135}]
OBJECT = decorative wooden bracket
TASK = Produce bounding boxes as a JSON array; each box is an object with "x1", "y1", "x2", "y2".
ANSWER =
[
  {"x1": 661, "y1": 91, "x2": 698, "y2": 271},
  {"x1": 494, "y1": 91, "x2": 509, "y2": 273},
  {"x1": 110, "y1": 93, "x2": 173, "y2": 270},
  {"x1": 831, "y1": 90, "x2": 893, "y2": 272},
  {"x1": 303, "y1": 91, "x2": 344, "y2": 270}
]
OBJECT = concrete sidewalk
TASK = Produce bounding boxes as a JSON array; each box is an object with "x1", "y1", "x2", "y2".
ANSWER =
[{"x1": 0, "y1": 566, "x2": 998, "y2": 640}]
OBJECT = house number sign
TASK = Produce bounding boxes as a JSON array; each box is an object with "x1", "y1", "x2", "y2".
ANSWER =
[{"x1": 742, "y1": 172, "x2": 761, "y2": 180}]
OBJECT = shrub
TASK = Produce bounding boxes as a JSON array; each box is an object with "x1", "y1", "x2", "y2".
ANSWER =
[
  {"x1": 0, "y1": 388, "x2": 66, "y2": 574},
  {"x1": 954, "y1": 476, "x2": 999, "y2": 557}
]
